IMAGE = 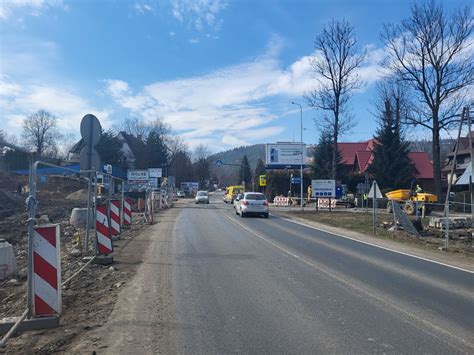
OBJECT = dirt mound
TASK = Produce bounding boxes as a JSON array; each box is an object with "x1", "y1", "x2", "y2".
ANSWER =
[
  {"x1": 0, "y1": 190, "x2": 23, "y2": 219},
  {"x1": 66, "y1": 189, "x2": 88, "y2": 202}
]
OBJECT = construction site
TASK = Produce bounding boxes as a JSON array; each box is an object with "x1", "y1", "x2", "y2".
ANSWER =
[{"x1": 0, "y1": 168, "x2": 173, "y2": 352}]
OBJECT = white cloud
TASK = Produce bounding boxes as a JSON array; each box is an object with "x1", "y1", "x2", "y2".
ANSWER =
[
  {"x1": 189, "y1": 38, "x2": 200, "y2": 44},
  {"x1": 1, "y1": 83, "x2": 112, "y2": 132},
  {"x1": 0, "y1": 0, "x2": 67, "y2": 21},
  {"x1": 170, "y1": 0, "x2": 228, "y2": 31},
  {"x1": 103, "y1": 38, "x2": 385, "y2": 150}
]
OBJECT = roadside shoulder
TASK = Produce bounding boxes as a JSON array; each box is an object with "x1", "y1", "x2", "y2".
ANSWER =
[{"x1": 272, "y1": 211, "x2": 474, "y2": 272}]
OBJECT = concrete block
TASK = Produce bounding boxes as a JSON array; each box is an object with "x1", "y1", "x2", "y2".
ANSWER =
[
  {"x1": 0, "y1": 316, "x2": 59, "y2": 335},
  {"x1": 0, "y1": 240, "x2": 17, "y2": 281},
  {"x1": 70, "y1": 208, "x2": 94, "y2": 228},
  {"x1": 92, "y1": 255, "x2": 114, "y2": 265}
]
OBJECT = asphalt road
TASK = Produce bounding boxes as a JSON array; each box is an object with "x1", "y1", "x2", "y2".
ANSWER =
[{"x1": 173, "y1": 192, "x2": 474, "y2": 354}]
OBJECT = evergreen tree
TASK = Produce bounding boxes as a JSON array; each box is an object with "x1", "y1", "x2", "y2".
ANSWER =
[
  {"x1": 96, "y1": 129, "x2": 122, "y2": 165},
  {"x1": 312, "y1": 130, "x2": 342, "y2": 179},
  {"x1": 254, "y1": 158, "x2": 266, "y2": 192},
  {"x1": 368, "y1": 98, "x2": 414, "y2": 189},
  {"x1": 146, "y1": 129, "x2": 169, "y2": 168},
  {"x1": 239, "y1": 155, "x2": 252, "y2": 189}
]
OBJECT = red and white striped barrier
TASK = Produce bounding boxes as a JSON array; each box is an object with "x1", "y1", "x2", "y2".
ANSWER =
[
  {"x1": 32, "y1": 224, "x2": 61, "y2": 317},
  {"x1": 109, "y1": 200, "x2": 121, "y2": 236},
  {"x1": 123, "y1": 198, "x2": 132, "y2": 226},
  {"x1": 96, "y1": 204, "x2": 113, "y2": 255},
  {"x1": 273, "y1": 196, "x2": 289, "y2": 206},
  {"x1": 318, "y1": 198, "x2": 337, "y2": 209}
]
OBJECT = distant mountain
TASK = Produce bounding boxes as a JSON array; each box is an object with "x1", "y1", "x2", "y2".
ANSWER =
[{"x1": 209, "y1": 144, "x2": 265, "y2": 186}]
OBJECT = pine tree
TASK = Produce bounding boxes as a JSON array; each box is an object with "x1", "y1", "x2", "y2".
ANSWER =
[
  {"x1": 254, "y1": 158, "x2": 266, "y2": 192},
  {"x1": 96, "y1": 130, "x2": 122, "y2": 165},
  {"x1": 239, "y1": 155, "x2": 252, "y2": 189},
  {"x1": 146, "y1": 129, "x2": 169, "y2": 169},
  {"x1": 368, "y1": 98, "x2": 414, "y2": 189},
  {"x1": 312, "y1": 130, "x2": 342, "y2": 179}
]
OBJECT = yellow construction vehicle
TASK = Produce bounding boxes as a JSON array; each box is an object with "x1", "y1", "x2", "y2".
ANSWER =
[{"x1": 386, "y1": 181, "x2": 438, "y2": 215}]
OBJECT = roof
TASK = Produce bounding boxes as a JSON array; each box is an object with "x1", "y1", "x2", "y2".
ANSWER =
[
  {"x1": 354, "y1": 151, "x2": 373, "y2": 172},
  {"x1": 446, "y1": 132, "x2": 474, "y2": 157},
  {"x1": 117, "y1": 131, "x2": 146, "y2": 156},
  {"x1": 336, "y1": 139, "x2": 433, "y2": 180},
  {"x1": 338, "y1": 142, "x2": 372, "y2": 165},
  {"x1": 69, "y1": 138, "x2": 86, "y2": 154},
  {"x1": 408, "y1": 152, "x2": 433, "y2": 179},
  {"x1": 13, "y1": 163, "x2": 127, "y2": 179}
]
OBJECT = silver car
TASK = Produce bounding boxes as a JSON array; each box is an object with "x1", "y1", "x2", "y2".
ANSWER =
[
  {"x1": 195, "y1": 190, "x2": 209, "y2": 204},
  {"x1": 236, "y1": 192, "x2": 269, "y2": 218}
]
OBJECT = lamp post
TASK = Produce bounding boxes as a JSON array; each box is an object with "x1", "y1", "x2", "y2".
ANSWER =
[{"x1": 291, "y1": 101, "x2": 304, "y2": 211}]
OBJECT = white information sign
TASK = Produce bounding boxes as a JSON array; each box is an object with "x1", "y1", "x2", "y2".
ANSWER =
[
  {"x1": 127, "y1": 169, "x2": 149, "y2": 183},
  {"x1": 148, "y1": 168, "x2": 162, "y2": 178},
  {"x1": 311, "y1": 179, "x2": 336, "y2": 198},
  {"x1": 266, "y1": 143, "x2": 307, "y2": 166}
]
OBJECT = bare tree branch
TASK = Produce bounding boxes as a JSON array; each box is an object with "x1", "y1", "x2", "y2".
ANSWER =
[{"x1": 305, "y1": 18, "x2": 365, "y2": 179}]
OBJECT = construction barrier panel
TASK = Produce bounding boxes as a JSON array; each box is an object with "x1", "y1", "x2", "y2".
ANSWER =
[
  {"x1": 96, "y1": 204, "x2": 113, "y2": 255},
  {"x1": 123, "y1": 198, "x2": 132, "y2": 226},
  {"x1": 32, "y1": 224, "x2": 61, "y2": 317},
  {"x1": 109, "y1": 200, "x2": 121, "y2": 236},
  {"x1": 273, "y1": 196, "x2": 289, "y2": 206},
  {"x1": 318, "y1": 198, "x2": 337, "y2": 209}
]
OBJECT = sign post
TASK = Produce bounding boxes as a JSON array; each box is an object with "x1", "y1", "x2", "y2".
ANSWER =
[
  {"x1": 79, "y1": 114, "x2": 102, "y2": 255},
  {"x1": 368, "y1": 180, "x2": 383, "y2": 235}
]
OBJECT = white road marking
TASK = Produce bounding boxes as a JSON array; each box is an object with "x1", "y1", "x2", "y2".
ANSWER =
[{"x1": 272, "y1": 214, "x2": 474, "y2": 274}]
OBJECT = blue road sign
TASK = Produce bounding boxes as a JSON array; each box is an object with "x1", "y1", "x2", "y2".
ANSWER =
[
  {"x1": 291, "y1": 177, "x2": 301, "y2": 184},
  {"x1": 215, "y1": 159, "x2": 223, "y2": 166}
]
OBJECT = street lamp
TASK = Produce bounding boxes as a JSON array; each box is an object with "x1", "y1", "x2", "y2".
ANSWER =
[{"x1": 291, "y1": 101, "x2": 304, "y2": 211}]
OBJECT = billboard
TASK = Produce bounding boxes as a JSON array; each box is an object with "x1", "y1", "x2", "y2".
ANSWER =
[
  {"x1": 312, "y1": 179, "x2": 336, "y2": 198},
  {"x1": 127, "y1": 169, "x2": 149, "y2": 183},
  {"x1": 265, "y1": 143, "x2": 307, "y2": 167},
  {"x1": 148, "y1": 168, "x2": 162, "y2": 178}
]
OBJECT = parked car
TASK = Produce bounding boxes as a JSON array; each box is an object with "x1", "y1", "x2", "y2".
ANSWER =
[
  {"x1": 233, "y1": 193, "x2": 244, "y2": 209},
  {"x1": 195, "y1": 191, "x2": 209, "y2": 204},
  {"x1": 177, "y1": 190, "x2": 186, "y2": 198},
  {"x1": 235, "y1": 192, "x2": 269, "y2": 218}
]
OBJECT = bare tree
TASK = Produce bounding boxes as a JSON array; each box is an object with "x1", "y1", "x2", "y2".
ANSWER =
[
  {"x1": 193, "y1": 144, "x2": 211, "y2": 189},
  {"x1": 22, "y1": 109, "x2": 59, "y2": 157},
  {"x1": 119, "y1": 116, "x2": 171, "y2": 141},
  {"x1": 305, "y1": 19, "x2": 365, "y2": 180},
  {"x1": 382, "y1": 0, "x2": 473, "y2": 198}
]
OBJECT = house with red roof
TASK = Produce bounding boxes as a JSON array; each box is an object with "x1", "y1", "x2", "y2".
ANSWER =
[{"x1": 338, "y1": 139, "x2": 435, "y2": 191}]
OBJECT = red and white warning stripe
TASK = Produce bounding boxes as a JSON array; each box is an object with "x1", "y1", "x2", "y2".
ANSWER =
[
  {"x1": 123, "y1": 198, "x2": 132, "y2": 226},
  {"x1": 96, "y1": 204, "x2": 113, "y2": 255},
  {"x1": 110, "y1": 200, "x2": 121, "y2": 236},
  {"x1": 32, "y1": 224, "x2": 61, "y2": 317}
]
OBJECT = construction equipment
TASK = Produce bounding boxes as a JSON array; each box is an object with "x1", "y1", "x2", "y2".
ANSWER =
[{"x1": 386, "y1": 181, "x2": 438, "y2": 215}]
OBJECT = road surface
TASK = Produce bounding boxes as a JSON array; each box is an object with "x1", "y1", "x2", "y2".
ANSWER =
[{"x1": 91, "y1": 192, "x2": 474, "y2": 354}]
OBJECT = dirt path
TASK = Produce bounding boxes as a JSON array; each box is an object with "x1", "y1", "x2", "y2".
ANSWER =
[
  {"x1": 67, "y1": 207, "x2": 179, "y2": 354},
  {"x1": 1, "y1": 205, "x2": 179, "y2": 354}
]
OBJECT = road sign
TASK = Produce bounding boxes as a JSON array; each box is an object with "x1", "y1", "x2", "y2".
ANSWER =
[
  {"x1": 215, "y1": 159, "x2": 223, "y2": 166},
  {"x1": 79, "y1": 147, "x2": 100, "y2": 171},
  {"x1": 259, "y1": 175, "x2": 267, "y2": 187},
  {"x1": 127, "y1": 169, "x2": 149, "y2": 183},
  {"x1": 291, "y1": 177, "x2": 301, "y2": 184},
  {"x1": 368, "y1": 181, "x2": 383, "y2": 199},
  {"x1": 149, "y1": 168, "x2": 162, "y2": 178},
  {"x1": 311, "y1": 179, "x2": 336, "y2": 197},
  {"x1": 80, "y1": 114, "x2": 102, "y2": 146}
]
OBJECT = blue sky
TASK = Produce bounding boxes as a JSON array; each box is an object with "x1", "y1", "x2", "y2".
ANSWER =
[{"x1": 0, "y1": 0, "x2": 471, "y2": 153}]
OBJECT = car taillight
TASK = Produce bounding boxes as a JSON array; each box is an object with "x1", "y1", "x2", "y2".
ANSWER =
[
  {"x1": 263, "y1": 201, "x2": 268, "y2": 206},
  {"x1": 242, "y1": 201, "x2": 249, "y2": 206}
]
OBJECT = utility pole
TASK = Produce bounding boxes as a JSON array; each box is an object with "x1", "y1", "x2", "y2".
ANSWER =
[
  {"x1": 468, "y1": 106, "x2": 473, "y2": 246},
  {"x1": 291, "y1": 101, "x2": 304, "y2": 211}
]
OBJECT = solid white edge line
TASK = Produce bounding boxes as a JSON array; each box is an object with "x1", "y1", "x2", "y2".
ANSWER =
[{"x1": 271, "y1": 214, "x2": 474, "y2": 274}]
